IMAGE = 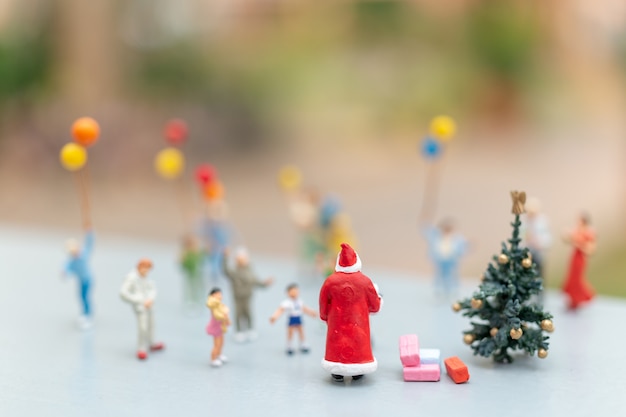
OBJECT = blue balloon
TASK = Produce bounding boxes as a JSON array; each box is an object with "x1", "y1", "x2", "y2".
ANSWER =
[{"x1": 421, "y1": 136, "x2": 442, "y2": 159}]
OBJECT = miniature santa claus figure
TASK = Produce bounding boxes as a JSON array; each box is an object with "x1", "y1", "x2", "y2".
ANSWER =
[{"x1": 319, "y1": 243, "x2": 382, "y2": 382}]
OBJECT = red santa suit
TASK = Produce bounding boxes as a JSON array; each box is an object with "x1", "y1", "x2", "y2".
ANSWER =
[{"x1": 319, "y1": 243, "x2": 382, "y2": 377}]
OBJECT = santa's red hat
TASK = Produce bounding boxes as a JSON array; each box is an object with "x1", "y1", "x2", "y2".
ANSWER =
[{"x1": 335, "y1": 243, "x2": 362, "y2": 273}]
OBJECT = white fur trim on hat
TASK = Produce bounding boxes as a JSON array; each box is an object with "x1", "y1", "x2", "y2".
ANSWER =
[
  {"x1": 322, "y1": 358, "x2": 377, "y2": 376},
  {"x1": 335, "y1": 254, "x2": 362, "y2": 273}
]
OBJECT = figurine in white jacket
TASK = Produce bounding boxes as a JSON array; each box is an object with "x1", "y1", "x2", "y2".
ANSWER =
[{"x1": 120, "y1": 259, "x2": 165, "y2": 360}]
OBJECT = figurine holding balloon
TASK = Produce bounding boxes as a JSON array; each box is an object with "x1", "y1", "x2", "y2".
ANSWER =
[
  {"x1": 59, "y1": 117, "x2": 100, "y2": 329},
  {"x1": 195, "y1": 164, "x2": 233, "y2": 281}
]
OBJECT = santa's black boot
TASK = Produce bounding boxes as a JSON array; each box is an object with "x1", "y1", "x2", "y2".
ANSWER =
[
  {"x1": 331, "y1": 374, "x2": 344, "y2": 382},
  {"x1": 352, "y1": 375, "x2": 364, "y2": 381}
]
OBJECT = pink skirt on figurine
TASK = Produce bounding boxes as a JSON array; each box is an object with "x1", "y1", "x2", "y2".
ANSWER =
[{"x1": 206, "y1": 317, "x2": 223, "y2": 337}]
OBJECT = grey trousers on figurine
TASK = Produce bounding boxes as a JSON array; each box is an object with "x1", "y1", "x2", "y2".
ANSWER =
[
  {"x1": 136, "y1": 309, "x2": 155, "y2": 351},
  {"x1": 233, "y1": 296, "x2": 252, "y2": 332}
]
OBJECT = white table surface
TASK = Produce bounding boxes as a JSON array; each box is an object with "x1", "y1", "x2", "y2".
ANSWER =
[{"x1": 0, "y1": 226, "x2": 622, "y2": 417}]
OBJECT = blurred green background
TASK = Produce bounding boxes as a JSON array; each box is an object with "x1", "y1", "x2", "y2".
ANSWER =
[{"x1": 0, "y1": 0, "x2": 624, "y2": 296}]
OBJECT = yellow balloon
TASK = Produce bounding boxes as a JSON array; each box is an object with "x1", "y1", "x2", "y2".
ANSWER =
[
  {"x1": 278, "y1": 165, "x2": 302, "y2": 191},
  {"x1": 60, "y1": 143, "x2": 87, "y2": 171},
  {"x1": 429, "y1": 115, "x2": 457, "y2": 141},
  {"x1": 155, "y1": 148, "x2": 185, "y2": 179}
]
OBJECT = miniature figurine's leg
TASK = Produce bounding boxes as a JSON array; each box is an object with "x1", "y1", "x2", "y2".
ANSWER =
[
  {"x1": 296, "y1": 325, "x2": 309, "y2": 353},
  {"x1": 147, "y1": 309, "x2": 155, "y2": 346},
  {"x1": 183, "y1": 276, "x2": 193, "y2": 305},
  {"x1": 234, "y1": 298, "x2": 245, "y2": 332},
  {"x1": 331, "y1": 374, "x2": 344, "y2": 382},
  {"x1": 211, "y1": 336, "x2": 221, "y2": 360},
  {"x1": 80, "y1": 280, "x2": 91, "y2": 317},
  {"x1": 286, "y1": 326, "x2": 295, "y2": 355},
  {"x1": 243, "y1": 301, "x2": 252, "y2": 331},
  {"x1": 136, "y1": 310, "x2": 149, "y2": 353},
  {"x1": 192, "y1": 274, "x2": 204, "y2": 304},
  {"x1": 210, "y1": 251, "x2": 223, "y2": 281}
]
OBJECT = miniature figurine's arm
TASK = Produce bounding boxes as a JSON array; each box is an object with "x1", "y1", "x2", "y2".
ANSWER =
[
  {"x1": 303, "y1": 305, "x2": 318, "y2": 318},
  {"x1": 83, "y1": 229, "x2": 95, "y2": 259},
  {"x1": 119, "y1": 275, "x2": 143, "y2": 306},
  {"x1": 62, "y1": 260, "x2": 73, "y2": 278},
  {"x1": 366, "y1": 280, "x2": 382, "y2": 313},
  {"x1": 255, "y1": 276, "x2": 274, "y2": 288},
  {"x1": 221, "y1": 249, "x2": 234, "y2": 279},
  {"x1": 146, "y1": 281, "x2": 157, "y2": 303},
  {"x1": 269, "y1": 306, "x2": 285, "y2": 324},
  {"x1": 319, "y1": 283, "x2": 330, "y2": 321},
  {"x1": 583, "y1": 231, "x2": 597, "y2": 255}
]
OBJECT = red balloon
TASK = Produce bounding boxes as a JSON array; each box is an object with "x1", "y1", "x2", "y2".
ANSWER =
[
  {"x1": 164, "y1": 119, "x2": 188, "y2": 146},
  {"x1": 195, "y1": 164, "x2": 217, "y2": 185}
]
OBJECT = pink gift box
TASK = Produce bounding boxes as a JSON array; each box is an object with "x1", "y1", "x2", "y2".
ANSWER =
[
  {"x1": 399, "y1": 334, "x2": 420, "y2": 367},
  {"x1": 403, "y1": 363, "x2": 441, "y2": 382}
]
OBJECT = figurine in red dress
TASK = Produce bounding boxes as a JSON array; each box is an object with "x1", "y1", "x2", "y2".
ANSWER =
[
  {"x1": 319, "y1": 243, "x2": 382, "y2": 382},
  {"x1": 562, "y1": 212, "x2": 597, "y2": 310}
]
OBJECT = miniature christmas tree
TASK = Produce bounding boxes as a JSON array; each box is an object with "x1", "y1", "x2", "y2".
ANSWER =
[{"x1": 453, "y1": 191, "x2": 554, "y2": 363}]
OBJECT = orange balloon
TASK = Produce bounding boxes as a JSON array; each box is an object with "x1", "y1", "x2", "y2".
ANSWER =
[
  {"x1": 72, "y1": 117, "x2": 100, "y2": 147},
  {"x1": 204, "y1": 180, "x2": 224, "y2": 201}
]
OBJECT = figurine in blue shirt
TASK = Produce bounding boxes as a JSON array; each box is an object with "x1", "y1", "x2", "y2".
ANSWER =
[
  {"x1": 63, "y1": 229, "x2": 95, "y2": 329},
  {"x1": 422, "y1": 218, "x2": 467, "y2": 298}
]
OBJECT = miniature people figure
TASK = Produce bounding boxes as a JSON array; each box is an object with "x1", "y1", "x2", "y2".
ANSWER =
[
  {"x1": 206, "y1": 288, "x2": 231, "y2": 367},
  {"x1": 199, "y1": 200, "x2": 232, "y2": 281},
  {"x1": 222, "y1": 247, "x2": 274, "y2": 342},
  {"x1": 62, "y1": 228, "x2": 95, "y2": 330},
  {"x1": 521, "y1": 197, "x2": 552, "y2": 302},
  {"x1": 180, "y1": 235, "x2": 205, "y2": 308},
  {"x1": 270, "y1": 283, "x2": 317, "y2": 355},
  {"x1": 562, "y1": 212, "x2": 597, "y2": 310},
  {"x1": 120, "y1": 259, "x2": 165, "y2": 360},
  {"x1": 287, "y1": 188, "x2": 325, "y2": 278},
  {"x1": 422, "y1": 218, "x2": 468, "y2": 298},
  {"x1": 319, "y1": 243, "x2": 382, "y2": 382}
]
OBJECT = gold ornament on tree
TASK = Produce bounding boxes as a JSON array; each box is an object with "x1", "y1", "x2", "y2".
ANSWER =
[
  {"x1": 540, "y1": 319, "x2": 554, "y2": 332},
  {"x1": 510, "y1": 190, "x2": 526, "y2": 215},
  {"x1": 522, "y1": 257, "x2": 532, "y2": 268},
  {"x1": 490, "y1": 327, "x2": 499, "y2": 337},
  {"x1": 470, "y1": 298, "x2": 483, "y2": 309},
  {"x1": 463, "y1": 334, "x2": 475, "y2": 345},
  {"x1": 537, "y1": 349, "x2": 548, "y2": 359},
  {"x1": 510, "y1": 328, "x2": 523, "y2": 340},
  {"x1": 452, "y1": 302, "x2": 462, "y2": 312},
  {"x1": 498, "y1": 254, "x2": 509, "y2": 264}
]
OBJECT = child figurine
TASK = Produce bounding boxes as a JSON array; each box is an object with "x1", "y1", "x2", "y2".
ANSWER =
[
  {"x1": 199, "y1": 200, "x2": 233, "y2": 281},
  {"x1": 270, "y1": 283, "x2": 317, "y2": 355},
  {"x1": 521, "y1": 197, "x2": 552, "y2": 304},
  {"x1": 422, "y1": 218, "x2": 468, "y2": 298},
  {"x1": 562, "y1": 212, "x2": 597, "y2": 310},
  {"x1": 62, "y1": 227, "x2": 95, "y2": 330},
  {"x1": 120, "y1": 259, "x2": 165, "y2": 360},
  {"x1": 222, "y1": 247, "x2": 274, "y2": 342},
  {"x1": 320, "y1": 243, "x2": 382, "y2": 383},
  {"x1": 206, "y1": 288, "x2": 231, "y2": 367},
  {"x1": 180, "y1": 235, "x2": 205, "y2": 308}
]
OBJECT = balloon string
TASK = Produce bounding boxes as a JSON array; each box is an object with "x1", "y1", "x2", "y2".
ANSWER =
[
  {"x1": 419, "y1": 159, "x2": 442, "y2": 223},
  {"x1": 174, "y1": 177, "x2": 191, "y2": 233},
  {"x1": 74, "y1": 166, "x2": 91, "y2": 229}
]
